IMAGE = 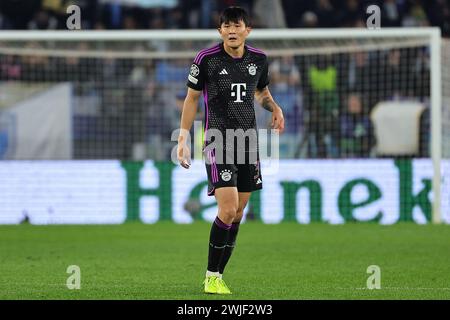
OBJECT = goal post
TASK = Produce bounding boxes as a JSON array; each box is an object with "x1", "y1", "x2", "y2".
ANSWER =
[
  {"x1": 430, "y1": 28, "x2": 442, "y2": 224},
  {"x1": 0, "y1": 28, "x2": 445, "y2": 224}
]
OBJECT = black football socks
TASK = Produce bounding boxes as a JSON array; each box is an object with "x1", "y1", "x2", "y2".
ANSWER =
[
  {"x1": 207, "y1": 216, "x2": 231, "y2": 275},
  {"x1": 218, "y1": 222, "x2": 240, "y2": 274}
]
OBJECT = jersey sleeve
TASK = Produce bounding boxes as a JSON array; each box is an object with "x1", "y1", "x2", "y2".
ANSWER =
[
  {"x1": 257, "y1": 57, "x2": 270, "y2": 90},
  {"x1": 186, "y1": 59, "x2": 205, "y2": 91}
]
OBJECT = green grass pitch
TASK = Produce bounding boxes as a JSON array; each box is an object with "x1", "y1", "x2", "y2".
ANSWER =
[{"x1": 0, "y1": 222, "x2": 449, "y2": 300}]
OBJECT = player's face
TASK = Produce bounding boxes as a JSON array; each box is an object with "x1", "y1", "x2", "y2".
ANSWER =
[{"x1": 219, "y1": 20, "x2": 251, "y2": 49}]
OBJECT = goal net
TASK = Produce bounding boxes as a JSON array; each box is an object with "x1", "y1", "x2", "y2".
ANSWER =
[{"x1": 0, "y1": 29, "x2": 447, "y2": 224}]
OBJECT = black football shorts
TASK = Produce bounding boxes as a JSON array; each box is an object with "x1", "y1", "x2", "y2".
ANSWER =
[{"x1": 204, "y1": 149, "x2": 263, "y2": 196}]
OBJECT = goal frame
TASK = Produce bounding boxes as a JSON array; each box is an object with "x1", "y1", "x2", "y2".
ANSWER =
[{"x1": 0, "y1": 27, "x2": 442, "y2": 223}]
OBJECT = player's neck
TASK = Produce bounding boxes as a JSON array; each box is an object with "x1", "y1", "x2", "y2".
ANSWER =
[{"x1": 223, "y1": 43, "x2": 245, "y2": 59}]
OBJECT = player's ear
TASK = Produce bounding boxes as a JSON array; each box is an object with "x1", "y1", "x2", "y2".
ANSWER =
[{"x1": 245, "y1": 26, "x2": 252, "y2": 36}]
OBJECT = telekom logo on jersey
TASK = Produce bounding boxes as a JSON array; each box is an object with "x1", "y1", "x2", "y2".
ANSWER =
[{"x1": 231, "y1": 83, "x2": 246, "y2": 102}]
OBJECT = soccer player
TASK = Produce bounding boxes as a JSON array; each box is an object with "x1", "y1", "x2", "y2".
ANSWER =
[{"x1": 177, "y1": 6, "x2": 285, "y2": 294}]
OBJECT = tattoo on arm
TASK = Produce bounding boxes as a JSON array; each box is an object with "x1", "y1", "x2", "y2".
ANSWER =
[
  {"x1": 257, "y1": 87, "x2": 280, "y2": 113},
  {"x1": 261, "y1": 96, "x2": 275, "y2": 112}
]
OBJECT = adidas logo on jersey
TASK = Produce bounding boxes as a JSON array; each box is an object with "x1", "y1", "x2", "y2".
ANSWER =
[
  {"x1": 219, "y1": 69, "x2": 228, "y2": 75},
  {"x1": 256, "y1": 178, "x2": 262, "y2": 185}
]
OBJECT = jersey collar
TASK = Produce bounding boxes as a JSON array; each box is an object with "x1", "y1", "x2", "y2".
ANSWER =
[{"x1": 220, "y1": 42, "x2": 248, "y2": 62}]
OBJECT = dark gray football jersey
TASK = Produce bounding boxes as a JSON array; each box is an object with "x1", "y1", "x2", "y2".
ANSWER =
[{"x1": 187, "y1": 42, "x2": 269, "y2": 153}]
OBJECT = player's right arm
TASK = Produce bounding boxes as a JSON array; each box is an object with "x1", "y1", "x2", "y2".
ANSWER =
[{"x1": 177, "y1": 88, "x2": 201, "y2": 169}]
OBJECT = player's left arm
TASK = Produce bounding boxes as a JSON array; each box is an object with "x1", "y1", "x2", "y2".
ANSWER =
[{"x1": 255, "y1": 86, "x2": 285, "y2": 133}]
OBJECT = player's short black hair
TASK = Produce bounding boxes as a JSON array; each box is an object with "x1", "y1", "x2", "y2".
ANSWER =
[{"x1": 219, "y1": 6, "x2": 251, "y2": 27}]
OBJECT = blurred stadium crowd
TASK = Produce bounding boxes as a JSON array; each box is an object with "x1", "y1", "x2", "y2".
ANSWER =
[
  {"x1": 0, "y1": 0, "x2": 447, "y2": 160},
  {"x1": 1, "y1": 0, "x2": 449, "y2": 33}
]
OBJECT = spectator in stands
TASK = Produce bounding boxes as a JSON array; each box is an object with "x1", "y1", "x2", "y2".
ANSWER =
[
  {"x1": 27, "y1": 10, "x2": 58, "y2": 30},
  {"x1": 58, "y1": 42, "x2": 96, "y2": 93},
  {"x1": 402, "y1": 0, "x2": 430, "y2": 27},
  {"x1": 303, "y1": 54, "x2": 340, "y2": 158},
  {"x1": 149, "y1": 8, "x2": 167, "y2": 29},
  {"x1": 166, "y1": 6, "x2": 184, "y2": 29},
  {"x1": 347, "y1": 51, "x2": 369, "y2": 93},
  {"x1": 270, "y1": 55, "x2": 301, "y2": 92},
  {"x1": 269, "y1": 55, "x2": 302, "y2": 133},
  {"x1": 253, "y1": 0, "x2": 286, "y2": 28},
  {"x1": 381, "y1": 49, "x2": 407, "y2": 99},
  {"x1": 0, "y1": 55, "x2": 22, "y2": 81},
  {"x1": 345, "y1": 49, "x2": 381, "y2": 113},
  {"x1": 20, "y1": 42, "x2": 52, "y2": 82},
  {"x1": 155, "y1": 58, "x2": 191, "y2": 84},
  {"x1": 315, "y1": 0, "x2": 335, "y2": 28},
  {"x1": 179, "y1": 0, "x2": 201, "y2": 28},
  {"x1": 101, "y1": 1, "x2": 124, "y2": 29},
  {"x1": 382, "y1": 0, "x2": 404, "y2": 27},
  {"x1": 0, "y1": 12, "x2": 9, "y2": 29},
  {"x1": 300, "y1": 11, "x2": 319, "y2": 28},
  {"x1": 336, "y1": 0, "x2": 363, "y2": 27},
  {"x1": 339, "y1": 93, "x2": 373, "y2": 157},
  {"x1": 98, "y1": 56, "x2": 122, "y2": 116},
  {"x1": 411, "y1": 47, "x2": 430, "y2": 99},
  {"x1": 123, "y1": 15, "x2": 138, "y2": 29},
  {"x1": 426, "y1": 0, "x2": 450, "y2": 37},
  {"x1": 281, "y1": 0, "x2": 310, "y2": 28},
  {"x1": 122, "y1": 60, "x2": 150, "y2": 159}
]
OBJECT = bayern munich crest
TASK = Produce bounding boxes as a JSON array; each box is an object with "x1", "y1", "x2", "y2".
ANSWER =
[
  {"x1": 247, "y1": 63, "x2": 257, "y2": 76},
  {"x1": 220, "y1": 169, "x2": 232, "y2": 182}
]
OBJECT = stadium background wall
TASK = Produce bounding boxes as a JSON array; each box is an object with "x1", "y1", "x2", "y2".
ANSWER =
[{"x1": 0, "y1": 159, "x2": 448, "y2": 225}]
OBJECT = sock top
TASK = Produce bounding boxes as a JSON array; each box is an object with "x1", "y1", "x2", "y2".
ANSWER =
[
  {"x1": 214, "y1": 216, "x2": 232, "y2": 230},
  {"x1": 231, "y1": 222, "x2": 240, "y2": 231}
]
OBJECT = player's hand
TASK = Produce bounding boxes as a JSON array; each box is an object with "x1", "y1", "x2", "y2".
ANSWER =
[
  {"x1": 271, "y1": 106, "x2": 285, "y2": 134},
  {"x1": 177, "y1": 142, "x2": 191, "y2": 169}
]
